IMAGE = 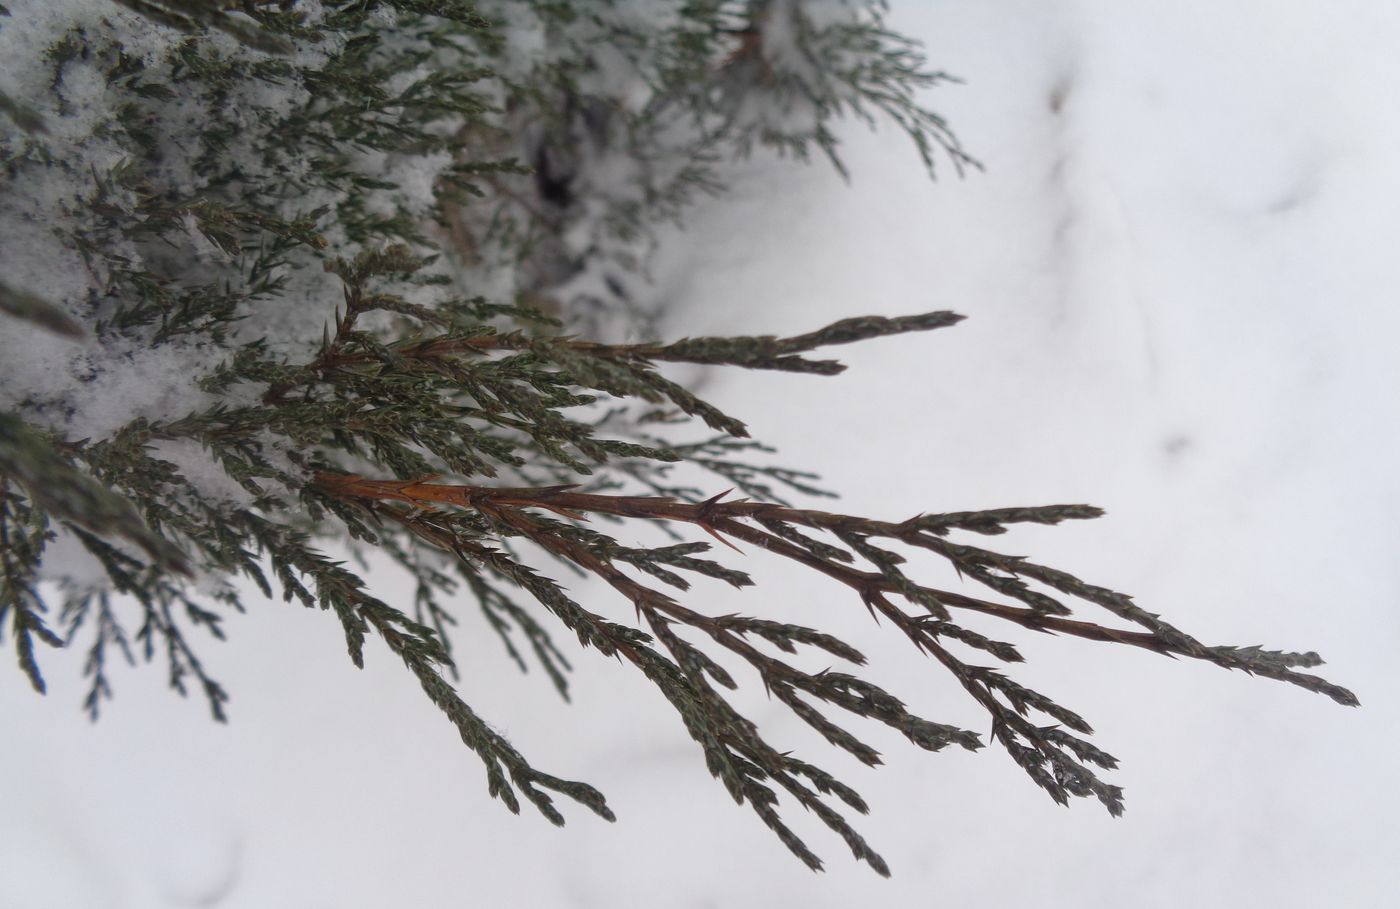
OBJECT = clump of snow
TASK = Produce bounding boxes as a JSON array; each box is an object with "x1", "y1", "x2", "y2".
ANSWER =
[
  {"x1": 0, "y1": 5, "x2": 217, "y2": 439},
  {"x1": 0, "y1": 2, "x2": 449, "y2": 446},
  {"x1": 0, "y1": 6, "x2": 320, "y2": 592},
  {"x1": 146, "y1": 439, "x2": 256, "y2": 509},
  {"x1": 0, "y1": 319, "x2": 233, "y2": 442}
]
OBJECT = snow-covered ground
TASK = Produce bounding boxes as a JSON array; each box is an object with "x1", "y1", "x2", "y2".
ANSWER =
[{"x1": 3, "y1": 2, "x2": 1398, "y2": 906}]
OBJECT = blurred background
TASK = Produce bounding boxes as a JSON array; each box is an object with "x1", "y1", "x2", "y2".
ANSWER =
[{"x1": 3, "y1": 1, "x2": 1397, "y2": 906}]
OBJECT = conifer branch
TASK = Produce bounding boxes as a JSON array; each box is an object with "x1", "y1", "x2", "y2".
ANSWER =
[
  {"x1": 0, "y1": 0, "x2": 1357, "y2": 879},
  {"x1": 311, "y1": 471, "x2": 1357, "y2": 870},
  {"x1": 288, "y1": 309, "x2": 966, "y2": 390}
]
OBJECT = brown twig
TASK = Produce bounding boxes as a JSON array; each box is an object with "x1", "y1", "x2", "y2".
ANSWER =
[{"x1": 315, "y1": 471, "x2": 1170, "y2": 656}]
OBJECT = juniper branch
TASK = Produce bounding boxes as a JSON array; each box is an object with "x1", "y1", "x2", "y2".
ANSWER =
[
  {"x1": 278, "y1": 309, "x2": 966, "y2": 400},
  {"x1": 313, "y1": 471, "x2": 1357, "y2": 870},
  {"x1": 0, "y1": 0, "x2": 1358, "y2": 880}
]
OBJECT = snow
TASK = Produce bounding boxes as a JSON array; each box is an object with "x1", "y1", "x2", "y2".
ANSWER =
[
  {"x1": 3, "y1": 2, "x2": 1398, "y2": 907},
  {"x1": 0, "y1": 3, "x2": 234, "y2": 446},
  {"x1": 0, "y1": 0, "x2": 415, "y2": 499}
]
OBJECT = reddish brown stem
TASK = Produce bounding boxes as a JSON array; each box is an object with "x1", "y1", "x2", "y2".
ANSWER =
[{"x1": 314, "y1": 472, "x2": 1175, "y2": 657}]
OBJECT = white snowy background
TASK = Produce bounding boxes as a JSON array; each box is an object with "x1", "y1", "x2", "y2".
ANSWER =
[{"x1": 3, "y1": 1, "x2": 1398, "y2": 906}]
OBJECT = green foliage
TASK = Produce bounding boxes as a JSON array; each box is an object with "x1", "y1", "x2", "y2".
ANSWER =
[{"x1": 0, "y1": 0, "x2": 1354, "y2": 877}]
